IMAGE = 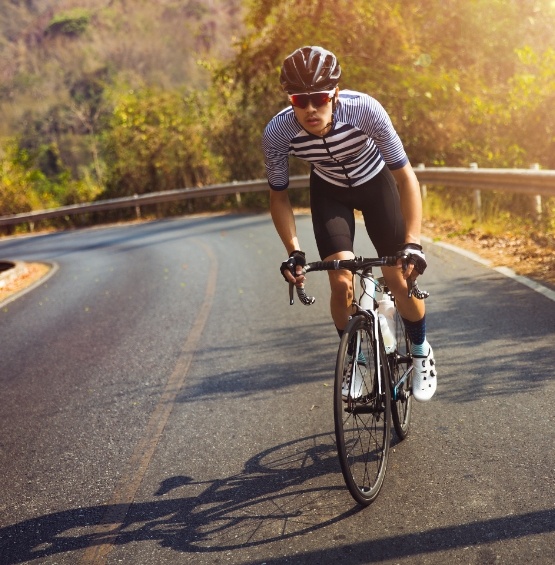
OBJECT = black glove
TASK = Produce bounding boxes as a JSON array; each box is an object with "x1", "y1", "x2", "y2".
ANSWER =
[
  {"x1": 397, "y1": 243, "x2": 427, "y2": 275},
  {"x1": 280, "y1": 250, "x2": 306, "y2": 281}
]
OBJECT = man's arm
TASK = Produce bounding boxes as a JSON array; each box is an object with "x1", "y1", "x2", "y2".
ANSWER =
[
  {"x1": 390, "y1": 163, "x2": 422, "y2": 246},
  {"x1": 269, "y1": 189, "x2": 301, "y2": 254},
  {"x1": 269, "y1": 189, "x2": 306, "y2": 284},
  {"x1": 390, "y1": 163, "x2": 425, "y2": 281}
]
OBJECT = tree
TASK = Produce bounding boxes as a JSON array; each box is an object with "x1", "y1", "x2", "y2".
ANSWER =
[
  {"x1": 216, "y1": 0, "x2": 555, "y2": 169},
  {"x1": 0, "y1": 143, "x2": 35, "y2": 216}
]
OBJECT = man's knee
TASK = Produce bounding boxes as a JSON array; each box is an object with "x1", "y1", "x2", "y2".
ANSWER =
[
  {"x1": 329, "y1": 271, "x2": 353, "y2": 302},
  {"x1": 382, "y1": 266, "x2": 407, "y2": 294}
]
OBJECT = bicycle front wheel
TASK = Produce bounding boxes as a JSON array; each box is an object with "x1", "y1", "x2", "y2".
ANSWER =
[
  {"x1": 334, "y1": 315, "x2": 391, "y2": 506},
  {"x1": 390, "y1": 306, "x2": 413, "y2": 440}
]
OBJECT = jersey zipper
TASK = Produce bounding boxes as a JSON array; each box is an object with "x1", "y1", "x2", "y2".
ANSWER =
[{"x1": 321, "y1": 135, "x2": 353, "y2": 187}]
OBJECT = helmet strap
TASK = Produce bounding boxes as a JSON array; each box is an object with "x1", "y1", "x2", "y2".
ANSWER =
[{"x1": 326, "y1": 92, "x2": 338, "y2": 131}]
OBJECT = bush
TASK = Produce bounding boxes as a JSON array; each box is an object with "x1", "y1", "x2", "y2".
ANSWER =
[
  {"x1": 46, "y1": 9, "x2": 91, "y2": 37},
  {"x1": 102, "y1": 88, "x2": 223, "y2": 198}
]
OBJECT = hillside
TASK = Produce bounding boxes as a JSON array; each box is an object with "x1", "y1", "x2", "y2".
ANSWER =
[
  {"x1": 0, "y1": 0, "x2": 244, "y2": 136},
  {"x1": 1, "y1": 0, "x2": 553, "y2": 240}
]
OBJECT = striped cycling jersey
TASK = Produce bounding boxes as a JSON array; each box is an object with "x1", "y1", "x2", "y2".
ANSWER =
[{"x1": 263, "y1": 90, "x2": 409, "y2": 190}]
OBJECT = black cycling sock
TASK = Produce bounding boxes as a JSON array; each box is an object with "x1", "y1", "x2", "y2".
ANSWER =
[{"x1": 401, "y1": 315, "x2": 426, "y2": 345}]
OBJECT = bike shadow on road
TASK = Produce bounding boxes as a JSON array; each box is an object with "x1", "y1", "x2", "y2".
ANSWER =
[
  {"x1": 0, "y1": 432, "x2": 357, "y2": 564},
  {"x1": 2, "y1": 430, "x2": 555, "y2": 564}
]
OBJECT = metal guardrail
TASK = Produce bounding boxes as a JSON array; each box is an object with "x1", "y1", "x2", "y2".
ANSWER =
[
  {"x1": 1, "y1": 167, "x2": 554, "y2": 227},
  {"x1": 0, "y1": 177, "x2": 302, "y2": 227},
  {"x1": 414, "y1": 166, "x2": 555, "y2": 195}
]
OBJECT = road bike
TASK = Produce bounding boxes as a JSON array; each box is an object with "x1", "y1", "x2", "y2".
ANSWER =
[{"x1": 289, "y1": 256, "x2": 428, "y2": 505}]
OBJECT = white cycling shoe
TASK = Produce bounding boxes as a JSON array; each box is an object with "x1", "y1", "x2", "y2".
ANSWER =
[{"x1": 412, "y1": 346, "x2": 437, "y2": 402}]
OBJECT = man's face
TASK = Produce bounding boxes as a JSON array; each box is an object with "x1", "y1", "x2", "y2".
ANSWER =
[{"x1": 289, "y1": 87, "x2": 338, "y2": 137}]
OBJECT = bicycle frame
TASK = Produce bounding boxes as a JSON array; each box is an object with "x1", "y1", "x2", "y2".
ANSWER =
[
  {"x1": 393, "y1": 350, "x2": 413, "y2": 401},
  {"x1": 360, "y1": 272, "x2": 414, "y2": 403},
  {"x1": 355, "y1": 268, "x2": 385, "y2": 399}
]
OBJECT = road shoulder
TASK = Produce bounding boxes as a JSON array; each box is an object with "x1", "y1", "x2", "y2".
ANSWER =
[{"x1": 0, "y1": 262, "x2": 57, "y2": 308}]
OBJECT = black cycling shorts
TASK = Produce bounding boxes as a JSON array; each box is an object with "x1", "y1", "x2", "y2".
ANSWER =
[{"x1": 310, "y1": 166, "x2": 406, "y2": 260}]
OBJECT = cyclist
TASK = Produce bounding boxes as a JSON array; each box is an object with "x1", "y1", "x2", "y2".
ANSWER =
[{"x1": 263, "y1": 45, "x2": 437, "y2": 401}]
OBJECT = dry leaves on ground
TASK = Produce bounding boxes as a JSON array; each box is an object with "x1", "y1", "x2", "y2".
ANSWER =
[
  {"x1": 423, "y1": 219, "x2": 555, "y2": 288},
  {"x1": 0, "y1": 263, "x2": 51, "y2": 304}
]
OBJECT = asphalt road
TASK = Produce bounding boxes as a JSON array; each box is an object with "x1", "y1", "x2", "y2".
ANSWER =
[{"x1": 0, "y1": 213, "x2": 554, "y2": 565}]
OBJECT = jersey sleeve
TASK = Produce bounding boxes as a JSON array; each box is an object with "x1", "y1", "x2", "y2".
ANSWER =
[
  {"x1": 262, "y1": 112, "x2": 293, "y2": 191},
  {"x1": 360, "y1": 95, "x2": 409, "y2": 170}
]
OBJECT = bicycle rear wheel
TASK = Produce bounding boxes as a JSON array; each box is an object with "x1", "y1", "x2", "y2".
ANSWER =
[
  {"x1": 390, "y1": 303, "x2": 413, "y2": 440},
  {"x1": 334, "y1": 315, "x2": 391, "y2": 506}
]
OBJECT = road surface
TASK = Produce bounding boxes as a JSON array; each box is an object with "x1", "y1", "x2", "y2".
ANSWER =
[{"x1": 1, "y1": 213, "x2": 554, "y2": 564}]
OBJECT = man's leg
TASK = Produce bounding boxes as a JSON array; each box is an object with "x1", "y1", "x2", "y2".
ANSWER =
[
  {"x1": 381, "y1": 266, "x2": 424, "y2": 323},
  {"x1": 324, "y1": 250, "x2": 357, "y2": 332},
  {"x1": 382, "y1": 266, "x2": 436, "y2": 401},
  {"x1": 309, "y1": 172, "x2": 357, "y2": 333}
]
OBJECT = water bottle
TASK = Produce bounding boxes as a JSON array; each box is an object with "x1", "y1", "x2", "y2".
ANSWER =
[{"x1": 378, "y1": 294, "x2": 396, "y2": 353}]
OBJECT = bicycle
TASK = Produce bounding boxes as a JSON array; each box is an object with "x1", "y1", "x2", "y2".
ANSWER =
[{"x1": 288, "y1": 256, "x2": 429, "y2": 505}]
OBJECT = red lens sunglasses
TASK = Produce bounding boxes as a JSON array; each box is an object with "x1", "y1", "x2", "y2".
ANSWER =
[{"x1": 288, "y1": 89, "x2": 335, "y2": 109}]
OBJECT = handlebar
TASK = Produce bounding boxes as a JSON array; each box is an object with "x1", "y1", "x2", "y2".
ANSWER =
[{"x1": 288, "y1": 255, "x2": 429, "y2": 306}]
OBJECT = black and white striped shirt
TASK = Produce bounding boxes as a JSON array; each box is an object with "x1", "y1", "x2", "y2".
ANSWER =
[{"x1": 263, "y1": 90, "x2": 409, "y2": 190}]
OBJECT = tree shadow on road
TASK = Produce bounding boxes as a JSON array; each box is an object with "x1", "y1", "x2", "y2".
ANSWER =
[{"x1": 426, "y1": 268, "x2": 555, "y2": 404}]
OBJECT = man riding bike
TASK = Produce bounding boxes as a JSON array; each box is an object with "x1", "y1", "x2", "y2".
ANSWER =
[{"x1": 263, "y1": 45, "x2": 437, "y2": 401}]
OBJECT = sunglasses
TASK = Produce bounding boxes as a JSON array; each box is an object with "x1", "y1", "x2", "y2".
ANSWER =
[{"x1": 288, "y1": 89, "x2": 335, "y2": 109}]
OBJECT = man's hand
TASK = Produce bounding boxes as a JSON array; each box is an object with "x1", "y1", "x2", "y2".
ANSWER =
[
  {"x1": 396, "y1": 243, "x2": 427, "y2": 281},
  {"x1": 280, "y1": 250, "x2": 306, "y2": 286}
]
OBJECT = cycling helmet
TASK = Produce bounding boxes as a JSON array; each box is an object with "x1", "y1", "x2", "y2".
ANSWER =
[{"x1": 280, "y1": 46, "x2": 341, "y2": 93}]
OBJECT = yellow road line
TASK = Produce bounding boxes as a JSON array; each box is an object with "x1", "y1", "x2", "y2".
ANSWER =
[{"x1": 80, "y1": 240, "x2": 218, "y2": 563}]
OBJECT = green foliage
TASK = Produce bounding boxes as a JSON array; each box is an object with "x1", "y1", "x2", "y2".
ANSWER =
[
  {"x1": 0, "y1": 141, "x2": 40, "y2": 215},
  {"x1": 0, "y1": 0, "x2": 244, "y2": 221},
  {"x1": 0, "y1": 137, "x2": 104, "y2": 222},
  {"x1": 223, "y1": 0, "x2": 555, "y2": 170},
  {"x1": 102, "y1": 88, "x2": 223, "y2": 198}
]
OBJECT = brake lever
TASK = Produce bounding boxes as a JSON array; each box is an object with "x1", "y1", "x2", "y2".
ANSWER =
[
  {"x1": 400, "y1": 253, "x2": 429, "y2": 300},
  {"x1": 408, "y1": 279, "x2": 429, "y2": 300},
  {"x1": 288, "y1": 282, "x2": 316, "y2": 306}
]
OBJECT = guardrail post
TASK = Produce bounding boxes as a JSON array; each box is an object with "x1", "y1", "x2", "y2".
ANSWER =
[
  {"x1": 232, "y1": 181, "x2": 242, "y2": 206},
  {"x1": 530, "y1": 163, "x2": 542, "y2": 222},
  {"x1": 133, "y1": 194, "x2": 141, "y2": 220},
  {"x1": 416, "y1": 163, "x2": 427, "y2": 201},
  {"x1": 470, "y1": 162, "x2": 482, "y2": 221}
]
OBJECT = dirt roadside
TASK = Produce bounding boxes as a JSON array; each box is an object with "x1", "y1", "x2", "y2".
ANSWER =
[
  {"x1": 423, "y1": 219, "x2": 555, "y2": 290},
  {"x1": 0, "y1": 262, "x2": 52, "y2": 305}
]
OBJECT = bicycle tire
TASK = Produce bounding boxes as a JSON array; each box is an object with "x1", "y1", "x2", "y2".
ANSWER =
[
  {"x1": 389, "y1": 303, "x2": 413, "y2": 440},
  {"x1": 334, "y1": 315, "x2": 391, "y2": 506}
]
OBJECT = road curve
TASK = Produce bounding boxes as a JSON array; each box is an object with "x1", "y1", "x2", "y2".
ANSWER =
[{"x1": 0, "y1": 214, "x2": 554, "y2": 565}]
